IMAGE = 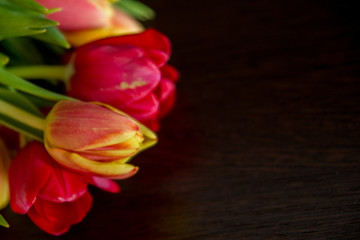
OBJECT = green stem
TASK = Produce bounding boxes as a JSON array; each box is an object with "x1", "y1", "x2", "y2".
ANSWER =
[
  {"x1": 6, "y1": 65, "x2": 67, "y2": 80},
  {"x1": 0, "y1": 100, "x2": 45, "y2": 131}
]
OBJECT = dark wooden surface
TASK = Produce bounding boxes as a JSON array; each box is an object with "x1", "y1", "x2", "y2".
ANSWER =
[{"x1": 1, "y1": 0, "x2": 360, "y2": 239}]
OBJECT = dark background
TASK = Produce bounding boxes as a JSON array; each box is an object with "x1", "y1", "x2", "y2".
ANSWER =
[{"x1": 1, "y1": 0, "x2": 360, "y2": 239}]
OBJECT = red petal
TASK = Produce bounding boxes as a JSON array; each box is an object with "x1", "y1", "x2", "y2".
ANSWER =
[
  {"x1": 9, "y1": 141, "x2": 88, "y2": 215},
  {"x1": 161, "y1": 64, "x2": 180, "y2": 83},
  {"x1": 82, "y1": 28, "x2": 171, "y2": 56},
  {"x1": 27, "y1": 192, "x2": 93, "y2": 236},
  {"x1": 155, "y1": 79, "x2": 176, "y2": 118},
  {"x1": 71, "y1": 45, "x2": 161, "y2": 105},
  {"x1": 121, "y1": 93, "x2": 160, "y2": 121},
  {"x1": 9, "y1": 142, "x2": 51, "y2": 214}
]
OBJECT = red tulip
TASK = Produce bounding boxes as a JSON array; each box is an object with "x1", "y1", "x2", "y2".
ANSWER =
[
  {"x1": 67, "y1": 29, "x2": 179, "y2": 131},
  {"x1": 9, "y1": 141, "x2": 119, "y2": 235}
]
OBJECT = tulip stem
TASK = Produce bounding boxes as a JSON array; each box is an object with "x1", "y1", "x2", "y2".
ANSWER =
[
  {"x1": 0, "y1": 100, "x2": 45, "y2": 131},
  {"x1": 6, "y1": 65, "x2": 67, "y2": 81}
]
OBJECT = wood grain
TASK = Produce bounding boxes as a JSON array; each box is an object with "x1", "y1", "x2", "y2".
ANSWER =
[{"x1": 1, "y1": 0, "x2": 360, "y2": 239}]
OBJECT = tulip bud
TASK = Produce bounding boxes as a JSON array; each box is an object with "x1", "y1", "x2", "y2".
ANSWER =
[
  {"x1": 63, "y1": 9, "x2": 143, "y2": 47},
  {"x1": 36, "y1": 0, "x2": 143, "y2": 46},
  {"x1": 67, "y1": 29, "x2": 179, "y2": 131},
  {"x1": 0, "y1": 139, "x2": 10, "y2": 209},
  {"x1": 44, "y1": 100, "x2": 157, "y2": 178},
  {"x1": 36, "y1": 0, "x2": 114, "y2": 31}
]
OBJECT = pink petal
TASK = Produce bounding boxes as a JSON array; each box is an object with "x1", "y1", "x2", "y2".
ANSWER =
[
  {"x1": 88, "y1": 176, "x2": 121, "y2": 193},
  {"x1": 36, "y1": 0, "x2": 112, "y2": 31}
]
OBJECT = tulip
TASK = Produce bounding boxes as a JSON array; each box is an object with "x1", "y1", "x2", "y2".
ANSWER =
[
  {"x1": 0, "y1": 139, "x2": 10, "y2": 210},
  {"x1": 9, "y1": 141, "x2": 92, "y2": 235},
  {"x1": 44, "y1": 100, "x2": 157, "y2": 178},
  {"x1": 36, "y1": 0, "x2": 143, "y2": 46},
  {"x1": 67, "y1": 29, "x2": 179, "y2": 131}
]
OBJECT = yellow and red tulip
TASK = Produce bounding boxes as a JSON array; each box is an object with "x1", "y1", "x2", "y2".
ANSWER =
[{"x1": 44, "y1": 100, "x2": 157, "y2": 178}]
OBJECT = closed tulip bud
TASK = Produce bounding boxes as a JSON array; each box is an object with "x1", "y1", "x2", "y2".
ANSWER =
[
  {"x1": 36, "y1": 0, "x2": 143, "y2": 46},
  {"x1": 67, "y1": 29, "x2": 179, "y2": 131},
  {"x1": 44, "y1": 100, "x2": 157, "y2": 178},
  {"x1": 36, "y1": 0, "x2": 114, "y2": 31}
]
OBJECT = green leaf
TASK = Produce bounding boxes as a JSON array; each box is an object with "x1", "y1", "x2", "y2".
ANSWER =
[
  {"x1": 0, "y1": 214, "x2": 9, "y2": 228},
  {"x1": 0, "y1": 88, "x2": 43, "y2": 117},
  {"x1": 31, "y1": 26, "x2": 70, "y2": 49},
  {"x1": 0, "y1": 0, "x2": 67, "y2": 48},
  {"x1": 0, "y1": 68, "x2": 73, "y2": 102},
  {"x1": 0, "y1": 2, "x2": 58, "y2": 40},
  {"x1": 10, "y1": 0, "x2": 48, "y2": 14},
  {"x1": 0, "y1": 112, "x2": 43, "y2": 141},
  {"x1": 114, "y1": 0, "x2": 155, "y2": 21}
]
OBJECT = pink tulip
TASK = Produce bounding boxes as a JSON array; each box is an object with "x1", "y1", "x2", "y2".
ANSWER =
[
  {"x1": 44, "y1": 100, "x2": 157, "y2": 178},
  {"x1": 36, "y1": 0, "x2": 143, "y2": 46},
  {"x1": 67, "y1": 29, "x2": 179, "y2": 131},
  {"x1": 36, "y1": 0, "x2": 113, "y2": 31}
]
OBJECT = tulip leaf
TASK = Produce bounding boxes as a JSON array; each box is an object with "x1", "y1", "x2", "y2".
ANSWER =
[
  {"x1": 0, "y1": 112, "x2": 43, "y2": 142},
  {"x1": 0, "y1": 0, "x2": 68, "y2": 48},
  {"x1": 0, "y1": 214, "x2": 9, "y2": 228},
  {"x1": 0, "y1": 68, "x2": 74, "y2": 102},
  {"x1": 0, "y1": 1, "x2": 57, "y2": 40},
  {"x1": 10, "y1": 0, "x2": 49, "y2": 14},
  {"x1": 31, "y1": 26, "x2": 70, "y2": 49},
  {"x1": 0, "y1": 88, "x2": 43, "y2": 117},
  {"x1": 114, "y1": 0, "x2": 155, "y2": 21}
]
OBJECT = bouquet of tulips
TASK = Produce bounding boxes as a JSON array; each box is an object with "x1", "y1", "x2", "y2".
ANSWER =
[{"x1": 0, "y1": 0, "x2": 178, "y2": 235}]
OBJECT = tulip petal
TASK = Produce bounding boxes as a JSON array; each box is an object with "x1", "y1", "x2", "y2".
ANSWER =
[
  {"x1": 94, "y1": 102, "x2": 158, "y2": 142},
  {"x1": 120, "y1": 93, "x2": 160, "y2": 121},
  {"x1": 45, "y1": 100, "x2": 140, "y2": 151},
  {"x1": 84, "y1": 29, "x2": 171, "y2": 59},
  {"x1": 9, "y1": 142, "x2": 89, "y2": 213},
  {"x1": 155, "y1": 79, "x2": 176, "y2": 118},
  {"x1": 71, "y1": 45, "x2": 161, "y2": 105},
  {"x1": 161, "y1": 64, "x2": 180, "y2": 83},
  {"x1": 45, "y1": 145, "x2": 139, "y2": 179},
  {"x1": 88, "y1": 176, "x2": 121, "y2": 193},
  {"x1": 27, "y1": 192, "x2": 92, "y2": 236},
  {"x1": 9, "y1": 142, "x2": 51, "y2": 214},
  {"x1": 36, "y1": 0, "x2": 113, "y2": 31}
]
